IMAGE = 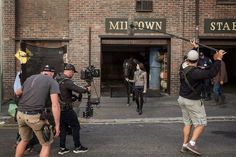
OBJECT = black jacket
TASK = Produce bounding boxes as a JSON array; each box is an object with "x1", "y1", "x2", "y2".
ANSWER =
[
  {"x1": 56, "y1": 74, "x2": 87, "y2": 104},
  {"x1": 179, "y1": 60, "x2": 221, "y2": 100}
]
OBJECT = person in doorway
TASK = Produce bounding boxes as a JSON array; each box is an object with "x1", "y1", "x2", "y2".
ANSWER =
[
  {"x1": 212, "y1": 60, "x2": 228, "y2": 107},
  {"x1": 15, "y1": 65, "x2": 61, "y2": 157},
  {"x1": 178, "y1": 39, "x2": 225, "y2": 155},
  {"x1": 56, "y1": 63, "x2": 90, "y2": 155},
  {"x1": 126, "y1": 63, "x2": 147, "y2": 115},
  {"x1": 197, "y1": 52, "x2": 213, "y2": 101}
]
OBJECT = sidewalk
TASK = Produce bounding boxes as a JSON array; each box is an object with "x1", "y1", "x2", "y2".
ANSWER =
[{"x1": 1, "y1": 93, "x2": 236, "y2": 126}]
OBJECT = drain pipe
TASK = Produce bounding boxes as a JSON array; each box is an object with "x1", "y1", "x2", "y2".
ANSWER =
[
  {"x1": 0, "y1": 0, "x2": 3, "y2": 112},
  {"x1": 89, "y1": 27, "x2": 91, "y2": 66}
]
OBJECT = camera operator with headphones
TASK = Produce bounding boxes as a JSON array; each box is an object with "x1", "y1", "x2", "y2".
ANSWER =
[{"x1": 56, "y1": 63, "x2": 90, "y2": 155}]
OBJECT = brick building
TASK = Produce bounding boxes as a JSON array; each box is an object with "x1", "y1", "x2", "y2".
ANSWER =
[{"x1": 1, "y1": 0, "x2": 236, "y2": 102}]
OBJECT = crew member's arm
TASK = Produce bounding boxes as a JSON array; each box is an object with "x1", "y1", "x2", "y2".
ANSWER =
[
  {"x1": 65, "y1": 80, "x2": 90, "y2": 93},
  {"x1": 15, "y1": 88, "x2": 23, "y2": 96},
  {"x1": 14, "y1": 72, "x2": 23, "y2": 96},
  {"x1": 190, "y1": 39, "x2": 199, "y2": 50},
  {"x1": 191, "y1": 50, "x2": 224, "y2": 80},
  {"x1": 50, "y1": 93, "x2": 60, "y2": 137}
]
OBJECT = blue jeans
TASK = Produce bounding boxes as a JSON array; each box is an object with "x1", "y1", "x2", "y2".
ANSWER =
[{"x1": 213, "y1": 83, "x2": 222, "y2": 96}]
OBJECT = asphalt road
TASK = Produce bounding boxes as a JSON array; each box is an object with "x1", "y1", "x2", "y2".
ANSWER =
[{"x1": 0, "y1": 121, "x2": 236, "y2": 157}]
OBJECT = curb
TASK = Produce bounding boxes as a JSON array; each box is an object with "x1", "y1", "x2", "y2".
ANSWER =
[
  {"x1": 1, "y1": 116, "x2": 236, "y2": 127},
  {"x1": 80, "y1": 116, "x2": 236, "y2": 124}
]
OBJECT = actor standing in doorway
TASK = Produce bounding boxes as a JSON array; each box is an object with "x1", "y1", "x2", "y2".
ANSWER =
[{"x1": 126, "y1": 63, "x2": 147, "y2": 115}]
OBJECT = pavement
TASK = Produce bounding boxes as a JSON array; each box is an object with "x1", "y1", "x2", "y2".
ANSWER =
[{"x1": 1, "y1": 93, "x2": 236, "y2": 127}]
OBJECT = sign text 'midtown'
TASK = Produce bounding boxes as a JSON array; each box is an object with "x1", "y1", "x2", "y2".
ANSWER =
[{"x1": 105, "y1": 18, "x2": 166, "y2": 33}]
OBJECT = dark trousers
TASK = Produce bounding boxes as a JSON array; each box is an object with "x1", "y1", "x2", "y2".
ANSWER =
[
  {"x1": 60, "y1": 109, "x2": 81, "y2": 148},
  {"x1": 202, "y1": 79, "x2": 211, "y2": 98},
  {"x1": 134, "y1": 86, "x2": 144, "y2": 112}
]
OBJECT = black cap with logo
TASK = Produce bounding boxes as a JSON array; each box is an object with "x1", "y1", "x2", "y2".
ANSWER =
[
  {"x1": 64, "y1": 63, "x2": 78, "y2": 73},
  {"x1": 41, "y1": 65, "x2": 56, "y2": 72}
]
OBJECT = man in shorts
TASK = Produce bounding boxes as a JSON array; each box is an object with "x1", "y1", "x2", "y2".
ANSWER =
[
  {"x1": 178, "y1": 40, "x2": 225, "y2": 155},
  {"x1": 15, "y1": 65, "x2": 61, "y2": 157}
]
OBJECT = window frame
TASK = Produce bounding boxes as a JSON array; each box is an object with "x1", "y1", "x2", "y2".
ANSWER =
[
  {"x1": 136, "y1": 0, "x2": 153, "y2": 12},
  {"x1": 216, "y1": 0, "x2": 236, "y2": 5}
]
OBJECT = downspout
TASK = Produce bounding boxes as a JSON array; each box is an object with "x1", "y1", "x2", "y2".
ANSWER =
[
  {"x1": 89, "y1": 27, "x2": 91, "y2": 66},
  {"x1": 0, "y1": 0, "x2": 4, "y2": 112},
  {"x1": 195, "y1": 0, "x2": 200, "y2": 48},
  {"x1": 181, "y1": 0, "x2": 185, "y2": 57}
]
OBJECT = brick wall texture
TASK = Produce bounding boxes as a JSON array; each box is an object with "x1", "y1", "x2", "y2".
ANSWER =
[{"x1": 2, "y1": 0, "x2": 236, "y2": 100}]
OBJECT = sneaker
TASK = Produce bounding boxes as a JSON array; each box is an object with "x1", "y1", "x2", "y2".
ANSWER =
[
  {"x1": 73, "y1": 145, "x2": 88, "y2": 153},
  {"x1": 180, "y1": 146, "x2": 188, "y2": 153},
  {"x1": 58, "y1": 148, "x2": 70, "y2": 155},
  {"x1": 186, "y1": 143, "x2": 202, "y2": 156}
]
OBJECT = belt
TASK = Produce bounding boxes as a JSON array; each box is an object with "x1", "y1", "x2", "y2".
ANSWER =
[{"x1": 20, "y1": 110, "x2": 42, "y2": 115}]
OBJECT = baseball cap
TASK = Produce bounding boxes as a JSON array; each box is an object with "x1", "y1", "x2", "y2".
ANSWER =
[
  {"x1": 187, "y1": 50, "x2": 199, "y2": 61},
  {"x1": 64, "y1": 63, "x2": 78, "y2": 73},
  {"x1": 41, "y1": 65, "x2": 55, "y2": 72}
]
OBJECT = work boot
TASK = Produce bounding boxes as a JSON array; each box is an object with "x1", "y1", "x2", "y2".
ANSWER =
[
  {"x1": 139, "y1": 103, "x2": 143, "y2": 115},
  {"x1": 219, "y1": 95, "x2": 226, "y2": 108},
  {"x1": 136, "y1": 103, "x2": 139, "y2": 112},
  {"x1": 214, "y1": 94, "x2": 219, "y2": 105}
]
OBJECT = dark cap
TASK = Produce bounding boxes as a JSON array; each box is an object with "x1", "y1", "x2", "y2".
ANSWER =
[
  {"x1": 64, "y1": 63, "x2": 78, "y2": 73},
  {"x1": 42, "y1": 65, "x2": 55, "y2": 72}
]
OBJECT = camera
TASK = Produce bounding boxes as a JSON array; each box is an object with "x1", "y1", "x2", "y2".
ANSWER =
[
  {"x1": 80, "y1": 65, "x2": 100, "y2": 118},
  {"x1": 80, "y1": 65, "x2": 100, "y2": 81}
]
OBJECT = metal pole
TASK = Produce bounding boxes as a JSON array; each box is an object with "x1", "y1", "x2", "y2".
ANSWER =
[
  {"x1": 130, "y1": 24, "x2": 220, "y2": 52},
  {"x1": 0, "y1": 0, "x2": 4, "y2": 112},
  {"x1": 89, "y1": 27, "x2": 91, "y2": 66}
]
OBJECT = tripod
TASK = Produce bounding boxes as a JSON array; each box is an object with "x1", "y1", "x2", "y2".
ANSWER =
[{"x1": 83, "y1": 91, "x2": 94, "y2": 118}]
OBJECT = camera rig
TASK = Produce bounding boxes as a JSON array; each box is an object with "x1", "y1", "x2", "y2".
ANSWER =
[{"x1": 80, "y1": 65, "x2": 101, "y2": 118}]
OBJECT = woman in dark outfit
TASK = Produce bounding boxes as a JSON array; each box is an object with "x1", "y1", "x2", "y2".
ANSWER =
[{"x1": 126, "y1": 63, "x2": 147, "y2": 115}]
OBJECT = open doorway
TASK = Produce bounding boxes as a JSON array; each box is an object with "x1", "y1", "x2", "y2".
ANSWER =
[
  {"x1": 101, "y1": 44, "x2": 168, "y2": 97},
  {"x1": 199, "y1": 45, "x2": 236, "y2": 93}
]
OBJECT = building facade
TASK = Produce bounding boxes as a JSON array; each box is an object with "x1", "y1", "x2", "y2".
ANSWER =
[{"x1": 1, "y1": 0, "x2": 236, "y2": 101}]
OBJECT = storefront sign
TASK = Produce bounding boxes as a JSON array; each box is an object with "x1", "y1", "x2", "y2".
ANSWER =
[
  {"x1": 105, "y1": 18, "x2": 166, "y2": 33},
  {"x1": 204, "y1": 19, "x2": 236, "y2": 33}
]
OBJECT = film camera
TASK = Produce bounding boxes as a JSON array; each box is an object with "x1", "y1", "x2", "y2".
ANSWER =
[
  {"x1": 80, "y1": 65, "x2": 100, "y2": 81},
  {"x1": 80, "y1": 65, "x2": 100, "y2": 118}
]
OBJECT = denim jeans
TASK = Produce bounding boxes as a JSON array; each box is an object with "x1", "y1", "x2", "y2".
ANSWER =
[{"x1": 213, "y1": 83, "x2": 222, "y2": 96}]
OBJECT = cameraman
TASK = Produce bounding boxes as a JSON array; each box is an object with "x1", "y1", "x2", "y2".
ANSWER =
[{"x1": 56, "y1": 63, "x2": 90, "y2": 155}]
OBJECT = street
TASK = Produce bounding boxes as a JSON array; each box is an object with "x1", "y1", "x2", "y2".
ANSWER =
[{"x1": 1, "y1": 121, "x2": 236, "y2": 157}]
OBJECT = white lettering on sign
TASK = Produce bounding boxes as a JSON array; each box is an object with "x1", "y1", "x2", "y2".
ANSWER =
[
  {"x1": 107, "y1": 19, "x2": 164, "y2": 31},
  {"x1": 210, "y1": 21, "x2": 236, "y2": 31},
  {"x1": 109, "y1": 21, "x2": 128, "y2": 30}
]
